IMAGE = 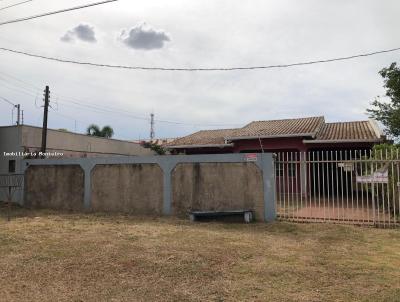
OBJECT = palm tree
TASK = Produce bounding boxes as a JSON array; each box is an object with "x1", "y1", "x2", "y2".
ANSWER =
[{"x1": 86, "y1": 124, "x2": 114, "y2": 138}]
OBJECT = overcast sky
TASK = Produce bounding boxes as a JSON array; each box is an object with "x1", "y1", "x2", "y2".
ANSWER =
[{"x1": 0, "y1": 0, "x2": 399, "y2": 140}]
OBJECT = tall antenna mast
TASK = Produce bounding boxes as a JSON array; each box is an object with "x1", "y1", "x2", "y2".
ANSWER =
[{"x1": 150, "y1": 112, "x2": 155, "y2": 142}]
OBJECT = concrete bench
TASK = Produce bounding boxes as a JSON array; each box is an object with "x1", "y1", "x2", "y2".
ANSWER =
[{"x1": 189, "y1": 209, "x2": 254, "y2": 223}]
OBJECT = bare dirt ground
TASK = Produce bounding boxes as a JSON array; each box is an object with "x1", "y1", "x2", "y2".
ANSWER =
[
  {"x1": 1, "y1": 207, "x2": 400, "y2": 302},
  {"x1": 277, "y1": 198, "x2": 397, "y2": 225}
]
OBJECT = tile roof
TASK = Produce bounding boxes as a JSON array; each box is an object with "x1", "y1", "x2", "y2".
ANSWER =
[
  {"x1": 167, "y1": 117, "x2": 383, "y2": 148},
  {"x1": 228, "y1": 116, "x2": 325, "y2": 139},
  {"x1": 310, "y1": 121, "x2": 382, "y2": 142},
  {"x1": 166, "y1": 129, "x2": 237, "y2": 148}
]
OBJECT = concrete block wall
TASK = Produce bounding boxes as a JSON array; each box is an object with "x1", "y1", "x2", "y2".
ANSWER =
[
  {"x1": 25, "y1": 165, "x2": 84, "y2": 211},
  {"x1": 22, "y1": 154, "x2": 276, "y2": 222},
  {"x1": 172, "y1": 163, "x2": 265, "y2": 220},
  {"x1": 91, "y1": 164, "x2": 164, "y2": 215}
]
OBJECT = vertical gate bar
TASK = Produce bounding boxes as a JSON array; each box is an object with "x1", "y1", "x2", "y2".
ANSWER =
[
  {"x1": 370, "y1": 152, "x2": 380, "y2": 225},
  {"x1": 397, "y1": 149, "x2": 400, "y2": 228},
  {"x1": 380, "y1": 149, "x2": 385, "y2": 228},
  {"x1": 287, "y1": 151, "x2": 291, "y2": 221},
  {"x1": 297, "y1": 151, "x2": 307, "y2": 215},
  {"x1": 283, "y1": 152, "x2": 287, "y2": 220},
  {"x1": 288, "y1": 151, "x2": 291, "y2": 221},
  {"x1": 321, "y1": 151, "x2": 326, "y2": 222},
  {"x1": 312, "y1": 151, "x2": 317, "y2": 222},
  {"x1": 344, "y1": 150, "x2": 349, "y2": 222},
  {"x1": 276, "y1": 152, "x2": 280, "y2": 218},
  {"x1": 288, "y1": 152, "x2": 293, "y2": 220},
  {"x1": 330, "y1": 150, "x2": 334, "y2": 222},
  {"x1": 340, "y1": 150, "x2": 344, "y2": 222},
  {"x1": 294, "y1": 152, "x2": 298, "y2": 220},
  {"x1": 393, "y1": 149, "x2": 397, "y2": 226},
  {"x1": 291, "y1": 152, "x2": 295, "y2": 221},
  {"x1": 358, "y1": 150, "x2": 363, "y2": 224},
  {"x1": 336, "y1": 151, "x2": 340, "y2": 221},
  {"x1": 355, "y1": 150, "x2": 360, "y2": 223},
  {"x1": 308, "y1": 151, "x2": 312, "y2": 221},
  {"x1": 326, "y1": 151, "x2": 330, "y2": 222},
  {"x1": 364, "y1": 150, "x2": 369, "y2": 224},
  {"x1": 370, "y1": 150, "x2": 376, "y2": 226},
  {"x1": 281, "y1": 153, "x2": 284, "y2": 219},
  {"x1": 317, "y1": 151, "x2": 321, "y2": 222},
  {"x1": 295, "y1": 152, "x2": 299, "y2": 220},
  {"x1": 275, "y1": 152, "x2": 282, "y2": 219},
  {"x1": 287, "y1": 152, "x2": 290, "y2": 221},
  {"x1": 387, "y1": 148, "x2": 391, "y2": 227},
  {"x1": 350, "y1": 150, "x2": 355, "y2": 224}
]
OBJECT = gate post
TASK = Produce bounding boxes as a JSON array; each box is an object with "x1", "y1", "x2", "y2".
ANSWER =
[{"x1": 258, "y1": 153, "x2": 276, "y2": 222}]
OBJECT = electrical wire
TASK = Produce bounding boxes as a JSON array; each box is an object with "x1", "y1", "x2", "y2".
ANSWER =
[
  {"x1": 0, "y1": 95, "x2": 15, "y2": 106},
  {"x1": 0, "y1": 71, "x2": 41, "y2": 89},
  {"x1": 0, "y1": 72, "x2": 242, "y2": 127},
  {"x1": 0, "y1": 46, "x2": 399, "y2": 71},
  {"x1": 0, "y1": 0, "x2": 33, "y2": 11},
  {"x1": 0, "y1": 0, "x2": 118, "y2": 26}
]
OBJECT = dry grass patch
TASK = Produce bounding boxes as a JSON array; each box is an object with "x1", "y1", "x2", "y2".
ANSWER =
[{"x1": 0, "y1": 209, "x2": 399, "y2": 301}]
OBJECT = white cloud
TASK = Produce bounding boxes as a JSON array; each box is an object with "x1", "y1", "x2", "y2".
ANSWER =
[
  {"x1": 0, "y1": 0, "x2": 399, "y2": 140},
  {"x1": 61, "y1": 24, "x2": 97, "y2": 43},
  {"x1": 119, "y1": 23, "x2": 170, "y2": 50}
]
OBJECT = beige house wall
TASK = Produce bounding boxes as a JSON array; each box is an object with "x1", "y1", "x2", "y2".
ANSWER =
[{"x1": 21, "y1": 125, "x2": 154, "y2": 157}]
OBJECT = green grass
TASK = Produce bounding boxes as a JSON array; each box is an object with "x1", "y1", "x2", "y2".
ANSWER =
[{"x1": 0, "y1": 208, "x2": 400, "y2": 301}]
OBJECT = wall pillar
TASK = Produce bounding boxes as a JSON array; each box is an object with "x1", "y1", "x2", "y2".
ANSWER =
[
  {"x1": 80, "y1": 163, "x2": 95, "y2": 210},
  {"x1": 158, "y1": 158, "x2": 179, "y2": 216}
]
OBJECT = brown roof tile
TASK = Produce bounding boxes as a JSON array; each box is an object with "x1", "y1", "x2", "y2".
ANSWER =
[
  {"x1": 167, "y1": 117, "x2": 383, "y2": 148},
  {"x1": 167, "y1": 128, "x2": 237, "y2": 148},
  {"x1": 313, "y1": 121, "x2": 381, "y2": 141},
  {"x1": 228, "y1": 116, "x2": 325, "y2": 139}
]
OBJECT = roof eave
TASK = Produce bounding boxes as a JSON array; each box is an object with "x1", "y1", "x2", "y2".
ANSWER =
[
  {"x1": 167, "y1": 143, "x2": 234, "y2": 149},
  {"x1": 227, "y1": 133, "x2": 315, "y2": 141},
  {"x1": 303, "y1": 139, "x2": 384, "y2": 144}
]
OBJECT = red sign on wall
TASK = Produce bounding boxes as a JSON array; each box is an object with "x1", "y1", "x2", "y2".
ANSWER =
[{"x1": 244, "y1": 153, "x2": 258, "y2": 162}]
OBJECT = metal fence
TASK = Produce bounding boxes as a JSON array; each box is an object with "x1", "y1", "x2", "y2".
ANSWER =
[{"x1": 275, "y1": 150, "x2": 400, "y2": 228}]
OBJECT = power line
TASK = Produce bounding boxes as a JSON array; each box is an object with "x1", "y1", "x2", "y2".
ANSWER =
[
  {"x1": 0, "y1": 95, "x2": 15, "y2": 106},
  {"x1": 0, "y1": 0, "x2": 32, "y2": 11},
  {"x1": 0, "y1": 0, "x2": 118, "y2": 26},
  {"x1": 0, "y1": 72, "x2": 241, "y2": 126},
  {"x1": 0, "y1": 46, "x2": 399, "y2": 71}
]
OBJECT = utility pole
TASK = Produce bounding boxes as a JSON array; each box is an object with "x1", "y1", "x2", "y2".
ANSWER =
[
  {"x1": 150, "y1": 112, "x2": 155, "y2": 142},
  {"x1": 15, "y1": 104, "x2": 20, "y2": 125},
  {"x1": 21, "y1": 110, "x2": 24, "y2": 125},
  {"x1": 41, "y1": 86, "x2": 50, "y2": 156}
]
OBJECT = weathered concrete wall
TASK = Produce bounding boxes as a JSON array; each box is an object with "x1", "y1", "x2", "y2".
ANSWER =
[
  {"x1": 91, "y1": 164, "x2": 164, "y2": 215},
  {"x1": 22, "y1": 154, "x2": 276, "y2": 221},
  {"x1": 172, "y1": 163, "x2": 265, "y2": 220},
  {"x1": 25, "y1": 165, "x2": 84, "y2": 210}
]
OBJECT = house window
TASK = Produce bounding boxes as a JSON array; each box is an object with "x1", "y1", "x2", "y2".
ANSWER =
[{"x1": 8, "y1": 160, "x2": 16, "y2": 173}]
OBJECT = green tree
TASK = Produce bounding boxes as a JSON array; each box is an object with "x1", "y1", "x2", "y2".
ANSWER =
[
  {"x1": 141, "y1": 141, "x2": 167, "y2": 155},
  {"x1": 86, "y1": 124, "x2": 114, "y2": 138},
  {"x1": 367, "y1": 62, "x2": 400, "y2": 137}
]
